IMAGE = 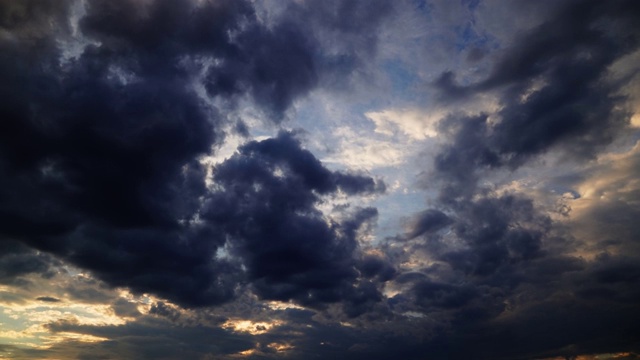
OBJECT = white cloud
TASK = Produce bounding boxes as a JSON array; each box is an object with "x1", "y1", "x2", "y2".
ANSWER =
[
  {"x1": 322, "y1": 126, "x2": 411, "y2": 170},
  {"x1": 365, "y1": 108, "x2": 442, "y2": 140}
]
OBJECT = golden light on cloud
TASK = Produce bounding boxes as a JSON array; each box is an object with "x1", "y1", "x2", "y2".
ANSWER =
[
  {"x1": 237, "y1": 348, "x2": 257, "y2": 356},
  {"x1": 42, "y1": 332, "x2": 108, "y2": 346},
  {"x1": 0, "y1": 322, "x2": 107, "y2": 350},
  {"x1": 2, "y1": 303, "x2": 126, "y2": 327},
  {"x1": 222, "y1": 319, "x2": 283, "y2": 335},
  {"x1": 0, "y1": 287, "x2": 127, "y2": 351},
  {"x1": 631, "y1": 111, "x2": 640, "y2": 128},
  {"x1": 230, "y1": 345, "x2": 260, "y2": 358},
  {"x1": 267, "y1": 342, "x2": 294, "y2": 352},
  {"x1": 265, "y1": 301, "x2": 306, "y2": 311},
  {"x1": 563, "y1": 140, "x2": 640, "y2": 257},
  {"x1": 230, "y1": 342, "x2": 294, "y2": 359}
]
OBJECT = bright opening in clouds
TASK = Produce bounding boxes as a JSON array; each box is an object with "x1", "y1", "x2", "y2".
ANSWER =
[{"x1": 1, "y1": 1, "x2": 639, "y2": 359}]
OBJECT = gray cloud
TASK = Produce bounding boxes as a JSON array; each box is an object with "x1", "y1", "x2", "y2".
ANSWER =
[
  {"x1": 0, "y1": 0, "x2": 639, "y2": 359},
  {"x1": 397, "y1": 0, "x2": 640, "y2": 358},
  {"x1": 0, "y1": 0, "x2": 391, "y2": 310}
]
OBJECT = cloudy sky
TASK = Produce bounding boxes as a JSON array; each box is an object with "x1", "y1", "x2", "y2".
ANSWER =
[{"x1": 1, "y1": 0, "x2": 639, "y2": 359}]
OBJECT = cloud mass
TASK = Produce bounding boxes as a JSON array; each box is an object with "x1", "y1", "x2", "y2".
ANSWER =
[{"x1": 0, "y1": 0, "x2": 639, "y2": 359}]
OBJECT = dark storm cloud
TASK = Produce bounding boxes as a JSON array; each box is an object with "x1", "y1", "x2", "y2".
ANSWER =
[
  {"x1": 149, "y1": 301, "x2": 182, "y2": 322},
  {"x1": 35, "y1": 296, "x2": 61, "y2": 303},
  {"x1": 0, "y1": 0, "x2": 391, "y2": 310},
  {"x1": 439, "y1": 195, "x2": 550, "y2": 275},
  {"x1": 79, "y1": 0, "x2": 314, "y2": 119},
  {"x1": 280, "y1": 0, "x2": 394, "y2": 80},
  {"x1": 203, "y1": 131, "x2": 387, "y2": 311},
  {"x1": 396, "y1": 1, "x2": 640, "y2": 358},
  {"x1": 62, "y1": 273, "x2": 119, "y2": 304},
  {"x1": 204, "y1": 19, "x2": 319, "y2": 119},
  {"x1": 397, "y1": 195, "x2": 552, "y2": 321},
  {"x1": 435, "y1": 0, "x2": 640, "y2": 169},
  {"x1": 358, "y1": 253, "x2": 396, "y2": 282},
  {"x1": 419, "y1": 0, "x2": 640, "y2": 300},
  {"x1": 405, "y1": 209, "x2": 452, "y2": 239},
  {"x1": 208, "y1": 0, "x2": 394, "y2": 118},
  {"x1": 0, "y1": 0, "x2": 71, "y2": 35},
  {"x1": 111, "y1": 298, "x2": 141, "y2": 318},
  {"x1": 2, "y1": 0, "x2": 638, "y2": 359},
  {"x1": 0, "y1": 241, "x2": 58, "y2": 285},
  {"x1": 446, "y1": 297, "x2": 640, "y2": 360}
]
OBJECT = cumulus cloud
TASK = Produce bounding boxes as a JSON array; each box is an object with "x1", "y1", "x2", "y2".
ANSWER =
[
  {"x1": 203, "y1": 131, "x2": 387, "y2": 310},
  {"x1": 0, "y1": 0, "x2": 391, "y2": 310}
]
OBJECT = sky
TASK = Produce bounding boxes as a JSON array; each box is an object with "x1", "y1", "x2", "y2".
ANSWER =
[{"x1": 0, "y1": 0, "x2": 639, "y2": 359}]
